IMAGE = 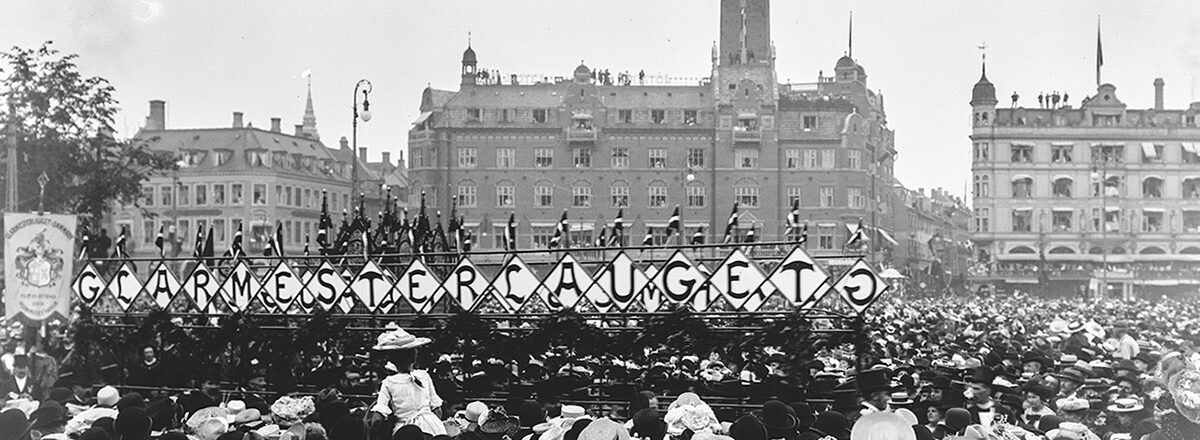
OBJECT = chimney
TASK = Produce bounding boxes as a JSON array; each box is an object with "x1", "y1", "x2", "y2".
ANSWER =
[
  {"x1": 339, "y1": 136, "x2": 349, "y2": 150},
  {"x1": 233, "y1": 112, "x2": 244, "y2": 128},
  {"x1": 270, "y1": 117, "x2": 282, "y2": 133},
  {"x1": 359, "y1": 147, "x2": 368, "y2": 163},
  {"x1": 294, "y1": 124, "x2": 304, "y2": 136},
  {"x1": 396, "y1": 150, "x2": 406, "y2": 169},
  {"x1": 147, "y1": 100, "x2": 166, "y2": 130},
  {"x1": 1154, "y1": 78, "x2": 1165, "y2": 111},
  {"x1": 381, "y1": 152, "x2": 391, "y2": 167}
]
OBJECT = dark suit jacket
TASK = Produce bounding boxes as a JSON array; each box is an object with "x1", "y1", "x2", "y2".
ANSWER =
[{"x1": 0, "y1": 376, "x2": 40, "y2": 399}]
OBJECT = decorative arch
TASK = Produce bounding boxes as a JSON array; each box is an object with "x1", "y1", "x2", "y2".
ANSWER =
[
  {"x1": 1048, "y1": 246, "x2": 1076, "y2": 254},
  {"x1": 1139, "y1": 246, "x2": 1167, "y2": 255},
  {"x1": 1181, "y1": 246, "x2": 1200, "y2": 255},
  {"x1": 1088, "y1": 247, "x2": 1105, "y2": 255},
  {"x1": 1008, "y1": 246, "x2": 1036, "y2": 254},
  {"x1": 1112, "y1": 247, "x2": 1127, "y2": 254}
]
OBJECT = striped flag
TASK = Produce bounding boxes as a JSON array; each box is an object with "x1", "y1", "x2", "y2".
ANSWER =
[
  {"x1": 666, "y1": 205, "x2": 681, "y2": 237},
  {"x1": 549, "y1": 210, "x2": 569, "y2": 249},
  {"x1": 230, "y1": 223, "x2": 244, "y2": 260},
  {"x1": 111, "y1": 226, "x2": 128, "y2": 259},
  {"x1": 723, "y1": 202, "x2": 740, "y2": 244},
  {"x1": 642, "y1": 227, "x2": 654, "y2": 246},
  {"x1": 155, "y1": 225, "x2": 165, "y2": 258},
  {"x1": 744, "y1": 228, "x2": 756, "y2": 243},
  {"x1": 193, "y1": 226, "x2": 205, "y2": 259},
  {"x1": 609, "y1": 208, "x2": 625, "y2": 246},
  {"x1": 845, "y1": 218, "x2": 866, "y2": 248},
  {"x1": 595, "y1": 226, "x2": 608, "y2": 247},
  {"x1": 302, "y1": 234, "x2": 311, "y2": 256},
  {"x1": 691, "y1": 227, "x2": 705, "y2": 245},
  {"x1": 783, "y1": 199, "x2": 800, "y2": 240}
]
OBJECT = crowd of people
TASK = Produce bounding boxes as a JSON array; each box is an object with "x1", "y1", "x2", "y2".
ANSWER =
[{"x1": 5, "y1": 292, "x2": 1200, "y2": 439}]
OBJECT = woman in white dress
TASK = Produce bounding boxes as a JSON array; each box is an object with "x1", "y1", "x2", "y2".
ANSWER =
[{"x1": 368, "y1": 325, "x2": 447, "y2": 436}]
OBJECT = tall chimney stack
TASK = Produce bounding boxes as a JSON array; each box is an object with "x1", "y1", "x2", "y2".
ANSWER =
[
  {"x1": 148, "y1": 100, "x2": 166, "y2": 131},
  {"x1": 339, "y1": 136, "x2": 349, "y2": 150},
  {"x1": 359, "y1": 147, "x2": 368, "y2": 163},
  {"x1": 233, "y1": 112, "x2": 244, "y2": 128},
  {"x1": 381, "y1": 152, "x2": 391, "y2": 167},
  {"x1": 1155, "y1": 78, "x2": 1165, "y2": 111},
  {"x1": 294, "y1": 124, "x2": 304, "y2": 136},
  {"x1": 270, "y1": 117, "x2": 282, "y2": 133}
]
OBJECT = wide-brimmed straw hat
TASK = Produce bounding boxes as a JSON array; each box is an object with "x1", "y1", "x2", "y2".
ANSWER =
[{"x1": 372, "y1": 325, "x2": 431, "y2": 351}]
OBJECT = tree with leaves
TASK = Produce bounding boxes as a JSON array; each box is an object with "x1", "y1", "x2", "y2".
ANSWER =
[{"x1": 1, "y1": 42, "x2": 176, "y2": 228}]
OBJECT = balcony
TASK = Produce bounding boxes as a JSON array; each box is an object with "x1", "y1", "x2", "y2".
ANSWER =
[
  {"x1": 566, "y1": 126, "x2": 598, "y2": 142},
  {"x1": 732, "y1": 127, "x2": 761, "y2": 143}
]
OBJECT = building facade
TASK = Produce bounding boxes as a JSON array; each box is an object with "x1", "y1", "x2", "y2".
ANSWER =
[
  {"x1": 407, "y1": 0, "x2": 899, "y2": 259},
  {"x1": 892, "y1": 185, "x2": 972, "y2": 290},
  {"x1": 969, "y1": 68, "x2": 1200, "y2": 297},
  {"x1": 108, "y1": 95, "x2": 388, "y2": 259}
]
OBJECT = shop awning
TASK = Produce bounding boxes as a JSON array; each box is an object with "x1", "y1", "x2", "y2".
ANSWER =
[
  {"x1": 1052, "y1": 207, "x2": 1075, "y2": 212},
  {"x1": 1143, "y1": 207, "x2": 1166, "y2": 212},
  {"x1": 1141, "y1": 142, "x2": 1158, "y2": 158}
]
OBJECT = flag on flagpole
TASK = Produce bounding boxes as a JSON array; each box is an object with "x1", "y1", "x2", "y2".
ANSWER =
[
  {"x1": 799, "y1": 222, "x2": 808, "y2": 244},
  {"x1": 642, "y1": 226, "x2": 654, "y2": 246},
  {"x1": 193, "y1": 226, "x2": 205, "y2": 259},
  {"x1": 783, "y1": 199, "x2": 800, "y2": 240},
  {"x1": 230, "y1": 222, "x2": 244, "y2": 260},
  {"x1": 665, "y1": 205, "x2": 681, "y2": 238},
  {"x1": 303, "y1": 234, "x2": 311, "y2": 257},
  {"x1": 845, "y1": 218, "x2": 866, "y2": 248},
  {"x1": 691, "y1": 227, "x2": 705, "y2": 245},
  {"x1": 462, "y1": 227, "x2": 473, "y2": 252},
  {"x1": 504, "y1": 212, "x2": 517, "y2": 251},
  {"x1": 111, "y1": 226, "x2": 128, "y2": 259},
  {"x1": 78, "y1": 227, "x2": 91, "y2": 261},
  {"x1": 317, "y1": 190, "x2": 331, "y2": 252},
  {"x1": 595, "y1": 225, "x2": 608, "y2": 247},
  {"x1": 723, "y1": 202, "x2": 740, "y2": 244},
  {"x1": 744, "y1": 227, "x2": 756, "y2": 243},
  {"x1": 155, "y1": 225, "x2": 165, "y2": 258},
  {"x1": 610, "y1": 208, "x2": 625, "y2": 246},
  {"x1": 549, "y1": 210, "x2": 568, "y2": 249},
  {"x1": 361, "y1": 229, "x2": 370, "y2": 260},
  {"x1": 273, "y1": 221, "x2": 285, "y2": 257},
  {"x1": 203, "y1": 226, "x2": 215, "y2": 262},
  {"x1": 1096, "y1": 16, "x2": 1104, "y2": 86}
]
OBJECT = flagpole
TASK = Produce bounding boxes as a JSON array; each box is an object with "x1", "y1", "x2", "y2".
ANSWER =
[{"x1": 1096, "y1": 15, "x2": 1103, "y2": 86}]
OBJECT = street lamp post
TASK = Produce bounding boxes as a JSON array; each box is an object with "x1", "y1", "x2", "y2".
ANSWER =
[{"x1": 352, "y1": 79, "x2": 373, "y2": 199}]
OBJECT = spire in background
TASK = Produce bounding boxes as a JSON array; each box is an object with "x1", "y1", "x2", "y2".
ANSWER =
[
  {"x1": 302, "y1": 70, "x2": 320, "y2": 140},
  {"x1": 1096, "y1": 16, "x2": 1104, "y2": 86},
  {"x1": 848, "y1": 11, "x2": 853, "y2": 58}
]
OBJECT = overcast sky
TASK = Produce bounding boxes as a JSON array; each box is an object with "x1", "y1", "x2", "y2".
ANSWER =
[{"x1": 4, "y1": 1, "x2": 1200, "y2": 200}]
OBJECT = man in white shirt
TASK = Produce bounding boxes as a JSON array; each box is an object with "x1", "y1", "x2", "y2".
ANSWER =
[{"x1": 1112, "y1": 327, "x2": 1140, "y2": 360}]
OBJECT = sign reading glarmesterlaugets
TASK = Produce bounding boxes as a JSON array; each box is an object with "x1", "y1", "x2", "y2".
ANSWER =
[
  {"x1": 71, "y1": 246, "x2": 890, "y2": 315},
  {"x1": 5, "y1": 213, "x2": 77, "y2": 321}
]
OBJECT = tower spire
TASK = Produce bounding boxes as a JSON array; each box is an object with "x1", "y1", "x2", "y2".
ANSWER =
[
  {"x1": 302, "y1": 71, "x2": 319, "y2": 140},
  {"x1": 977, "y1": 41, "x2": 988, "y2": 79},
  {"x1": 848, "y1": 11, "x2": 853, "y2": 58}
]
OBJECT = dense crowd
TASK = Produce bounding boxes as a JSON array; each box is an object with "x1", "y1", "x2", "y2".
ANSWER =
[{"x1": 5, "y1": 292, "x2": 1200, "y2": 439}]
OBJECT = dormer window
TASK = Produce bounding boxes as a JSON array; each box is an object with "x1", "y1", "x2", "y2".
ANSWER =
[
  {"x1": 532, "y1": 109, "x2": 548, "y2": 123},
  {"x1": 246, "y1": 150, "x2": 269, "y2": 168},
  {"x1": 467, "y1": 108, "x2": 481, "y2": 122},
  {"x1": 214, "y1": 149, "x2": 233, "y2": 166},
  {"x1": 182, "y1": 150, "x2": 206, "y2": 167},
  {"x1": 651, "y1": 110, "x2": 666, "y2": 124}
]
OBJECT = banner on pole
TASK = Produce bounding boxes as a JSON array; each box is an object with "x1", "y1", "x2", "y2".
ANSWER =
[
  {"x1": 5, "y1": 213, "x2": 77, "y2": 322},
  {"x1": 70, "y1": 246, "x2": 891, "y2": 315}
]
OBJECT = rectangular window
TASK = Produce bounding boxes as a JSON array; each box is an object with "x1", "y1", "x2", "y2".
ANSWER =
[
  {"x1": 213, "y1": 219, "x2": 227, "y2": 243},
  {"x1": 160, "y1": 185, "x2": 173, "y2": 206},
  {"x1": 458, "y1": 147, "x2": 477, "y2": 168},
  {"x1": 214, "y1": 150, "x2": 232, "y2": 166},
  {"x1": 848, "y1": 150, "x2": 862, "y2": 169},
  {"x1": 230, "y1": 184, "x2": 243, "y2": 205},
  {"x1": 285, "y1": 187, "x2": 294, "y2": 206},
  {"x1": 1141, "y1": 144, "x2": 1165, "y2": 164},
  {"x1": 821, "y1": 149, "x2": 836, "y2": 169},
  {"x1": 803, "y1": 115, "x2": 819, "y2": 130},
  {"x1": 736, "y1": 150, "x2": 758, "y2": 168},
  {"x1": 466, "y1": 108, "x2": 481, "y2": 122},
  {"x1": 649, "y1": 148, "x2": 667, "y2": 168},
  {"x1": 500, "y1": 109, "x2": 512, "y2": 123},
  {"x1": 458, "y1": 185, "x2": 477, "y2": 207},
  {"x1": 143, "y1": 220, "x2": 155, "y2": 244},
  {"x1": 1011, "y1": 144, "x2": 1033, "y2": 163},
  {"x1": 535, "y1": 148, "x2": 553, "y2": 168},
  {"x1": 497, "y1": 185, "x2": 515, "y2": 207},
  {"x1": 412, "y1": 148, "x2": 424, "y2": 168},
  {"x1": 1053, "y1": 210, "x2": 1074, "y2": 232},
  {"x1": 687, "y1": 148, "x2": 705, "y2": 168},
  {"x1": 492, "y1": 225, "x2": 506, "y2": 248},
  {"x1": 785, "y1": 149, "x2": 801, "y2": 169},
  {"x1": 496, "y1": 147, "x2": 515, "y2": 168},
  {"x1": 735, "y1": 186, "x2": 759, "y2": 207},
  {"x1": 533, "y1": 109, "x2": 548, "y2": 123},
  {"x1": 572, "y1": 186, "x2": 592, "y2": 207},
  {"x1": 651, "y1": 109, "x2": 666, "y2": 124},
  {"x1": 1052, "y1": 145, "x2": 1074, "y2": 163},
  {"x1": 252, "y1": 184, "x2": 267, "y2": 205},
  {"x1": 573, "y1": 148, "x2": 591, "y2": 168},
  {"x1": 683, "y1": 110, "x2": 698, "y2": 125},
  {"x1": 304, "y1": 188, "x2": 313, "y2": 208},
  {"x1": 818, "y1": 225, "x2": 836, "y2": 250},
  {"x1": 648, "y1": 186, "x2": 667, "y2": 207},
  {"x1": 1012, "y1": 210, "x2": 1032, "y2": 232},
  {"x1": 178, "y1": 220, "x2": 190, "y2": 246},
  {"x1": 687, "y1": 186, "x2": 706, "y2": 208},
  {"x1": 618, "y1": 109, "x2": 633, "y2": 124},
  {"x1": 803, "y1": 150, "x2": 818, "y2": 168},
  {"x1": 611, "y1": 185, "x2": 629, "y2": 207},
  {"x1": 787, "y1": 187, "x2": 802, "y2": 206},
  {"x1": 274, "y1": 185, "x2": 282, "y2": 207},
  {"x1": 611, "y1": 148, "x2": 629, "y2": 168},
  {"x1": 178, "y1": 184, "x2": 190, "y2": 206},
  {"x1": 213, "y1": 184, "x2": 225, "y2": 206},
  {"x1": 535, "y1": 185, "x2": 553, "y2": 207},
  {"x1": 820, "y1": 187, "x2": 835, "y2": 208},
  {"x1": 532, "y1": 226, "x2": 554, "y2": 248},
  {"x1": 849, "y1": 187, "x2": 865, "y2": 209}
]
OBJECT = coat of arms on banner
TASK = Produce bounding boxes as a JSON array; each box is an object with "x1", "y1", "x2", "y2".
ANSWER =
[{"x1": 13, "y1": 230, "x2": 67, "y2": 288}]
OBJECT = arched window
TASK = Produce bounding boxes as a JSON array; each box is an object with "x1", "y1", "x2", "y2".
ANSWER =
[
  {"x1": 648, "y1": 181, "x2": 667, "y2": 207},
  {"x1": 1008, "y1": 246, "x2": 1036, "y2": 254},
  {"x1": 1053, "y1": 177, "x2": 1073, "y2": 198},
  {"x1": 1011, "y1": 176, "x2": 1033, "y2": 198},
  {"x1": 1139, "y1": 246, "x2": 1166, "y2": 255},
  {"x1": 1048, "y1": 246, "x2": 1076, "y2": 254},
  {"x1": 1143, "y1": 177, "x2": 1164, "y2": 199},
  {"x1": 1183, "y1": 178, "x2": 1200, "y2": 199},
  {"x1": 1181, "y1": 246, "x2": 1200, "y2": 255}
]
